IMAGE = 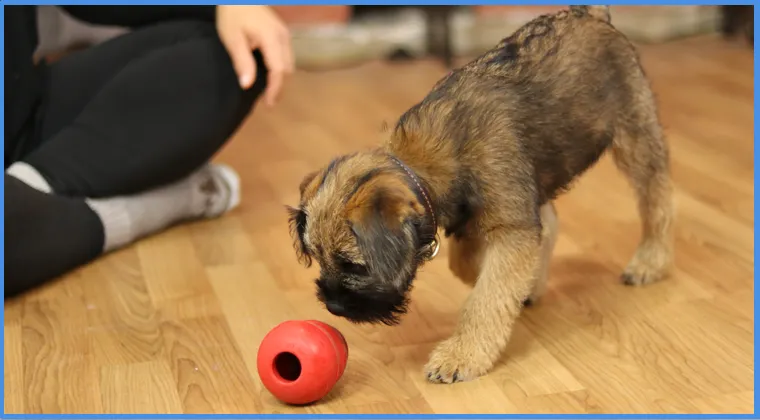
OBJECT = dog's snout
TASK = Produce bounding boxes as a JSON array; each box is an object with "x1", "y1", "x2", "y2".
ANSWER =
[{"x1": 326, "y1": 301, "x2": 346, "y2": 317}]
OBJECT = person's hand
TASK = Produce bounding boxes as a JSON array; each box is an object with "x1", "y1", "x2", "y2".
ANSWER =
[{"x1": 216, "y1": 5, "x2": 294, "y2": 107}]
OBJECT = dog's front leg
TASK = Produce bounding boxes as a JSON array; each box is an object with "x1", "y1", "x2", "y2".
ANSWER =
[
  {"x1": 425, "y1": 226, "x2": 540, "y2": 384},
  {"x1": 447, "y1": 234, "x2": 485, "y2": 287}
]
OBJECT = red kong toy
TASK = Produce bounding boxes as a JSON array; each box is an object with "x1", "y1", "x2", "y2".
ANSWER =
[{"x1": 256, "y1": 320, "x2": 348, "y2": 405}]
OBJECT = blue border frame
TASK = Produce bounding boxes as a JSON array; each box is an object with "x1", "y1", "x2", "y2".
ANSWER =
[
  {"x1": 2, "y1": 416, "x2": 758, "y2": 419},
  {"x1": 1, "y1": 1, "x2": 756, "y2": 419},
  {"x1": 0, "y1": 0, "x2": 757, "y2": 4}
]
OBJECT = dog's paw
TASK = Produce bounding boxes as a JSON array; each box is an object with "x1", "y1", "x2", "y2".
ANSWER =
[
  {"x1": 524, "y1": 286, "x2": 546, "y2": 307},
  {"x1": 621, "y1": 270, "x2": 659, "y2": 286},
  {"x1": 621, "y1": 243, "x2": 672, "y2": 286},
  {"x1": 424, "y1": 337, "x2": 492, "y2": 384}
]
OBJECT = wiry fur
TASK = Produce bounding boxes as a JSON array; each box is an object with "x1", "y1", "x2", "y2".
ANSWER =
[{"x1": 287, "y1": 5, "x2": 675, "y2": 383}]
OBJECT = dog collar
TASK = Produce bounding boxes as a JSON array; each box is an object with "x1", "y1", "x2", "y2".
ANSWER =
[{"x1": 388, "y1": 155, "x2": 441, "y2": 261}]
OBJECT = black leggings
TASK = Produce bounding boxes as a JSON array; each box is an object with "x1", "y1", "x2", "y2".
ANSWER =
[{"x1": 5, "y1": 20, "x2": 266, "y2": 298}]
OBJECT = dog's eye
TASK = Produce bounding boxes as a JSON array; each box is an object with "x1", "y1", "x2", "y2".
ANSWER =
[{"x1": 340, "y1": 260, "x2": 368, "y2": 276}]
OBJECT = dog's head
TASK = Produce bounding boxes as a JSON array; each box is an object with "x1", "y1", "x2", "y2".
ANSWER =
[{"x1": 287, "y1": 152, "x2": 437, "y2": 325}]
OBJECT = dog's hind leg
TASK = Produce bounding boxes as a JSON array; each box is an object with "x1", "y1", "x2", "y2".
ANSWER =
[
  {"x1": 525, "y1": 201, "x2": 559, "y2": 305},
  {"x1": 611, "y1": 88, "x2": 675, "y2": 286}
]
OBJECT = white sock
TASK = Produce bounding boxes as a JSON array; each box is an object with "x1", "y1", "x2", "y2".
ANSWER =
[
  {"x1": 7, "y1": 161, "x2": 53, "y2": 193},
  {"x1": 86, "y1": 164, "x2": 242, "y2": 253}
]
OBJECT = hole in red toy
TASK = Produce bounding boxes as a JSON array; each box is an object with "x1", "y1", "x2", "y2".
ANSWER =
[{"x1": 273, "y1": 352, "x2": 302, "y2": 381}]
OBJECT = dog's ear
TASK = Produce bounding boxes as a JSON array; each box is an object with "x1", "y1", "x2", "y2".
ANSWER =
[
  {"x1": 286, "y1": 205, "x2": 311, "y2": 267},
  {"x1": 286, "y1": 169, "x2": 321, "y2": 267},
  {"x1": 345, "y1": 173, "x2": 425, "y2": 290},
  {"x1": 298, "y1": 170, "x2": 320, "y2": 197}
]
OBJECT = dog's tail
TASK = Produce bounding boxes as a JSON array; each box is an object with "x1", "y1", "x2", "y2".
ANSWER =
[{"x1": 569, "y1": 5, "x2": 611, "y2": 23}]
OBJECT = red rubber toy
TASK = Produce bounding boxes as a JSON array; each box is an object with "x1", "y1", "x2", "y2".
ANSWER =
[{"x1": 256, "y1": 320, "x2": 348, "y2": 405}]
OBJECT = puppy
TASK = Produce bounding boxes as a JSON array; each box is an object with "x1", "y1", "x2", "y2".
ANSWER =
[{"x1": 287, "y1": 5, "x2": 674, "y2": 384}]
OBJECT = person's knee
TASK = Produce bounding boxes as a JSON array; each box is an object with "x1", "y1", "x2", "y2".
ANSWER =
[
  {"x1": 121, "y1": 37, "x2": 268, "y2": 179},
  {"x1": 153, "y1": 19, "x2": 268, "y2": 112},
  {"x1": 196, "y1": 39, "x2": 268, "y2": 134},
  {"x1": 247, "y1": 49, "x2": 269, "y2": 104},
  {"x1": 189, "y1": 33, "x2": 268, "y2": 110}
]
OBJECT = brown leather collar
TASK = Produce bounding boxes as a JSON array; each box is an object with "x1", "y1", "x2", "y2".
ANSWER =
[{"x1": 388, "y1": 155, "x2": 441, "y2": 260}]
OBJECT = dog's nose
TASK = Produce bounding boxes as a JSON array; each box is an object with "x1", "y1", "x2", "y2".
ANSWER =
[{"x1": 326, "y1": 301, "x2": 346, "y2": 317}]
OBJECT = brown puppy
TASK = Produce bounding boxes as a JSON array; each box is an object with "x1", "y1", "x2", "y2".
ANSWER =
[{"x1": 287, "y1": 5, "x2": 674, "y2": 384}]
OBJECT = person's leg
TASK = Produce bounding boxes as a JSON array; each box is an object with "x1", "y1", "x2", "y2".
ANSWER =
[
  {"x1": 5, "y1": 163, "x2": 239, "y2": 297},
  {"x1": 5, "y1": 20, "x2": 266, "y2": 296},
  {"x1": 18, "y1": 20, "x2": 265, "y2": 197},
  {"x1": 5, "y1": 174, "x2": 103, "y2": 298}
]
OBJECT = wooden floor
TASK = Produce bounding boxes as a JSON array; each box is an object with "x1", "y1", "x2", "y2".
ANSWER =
[{"x1": 4, "y1": 35, "x2": 754, "y2": 415}]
